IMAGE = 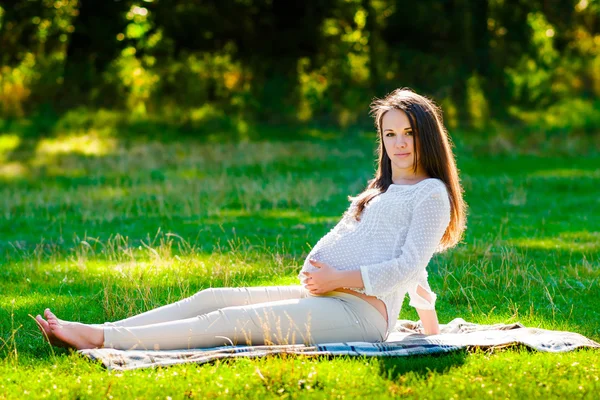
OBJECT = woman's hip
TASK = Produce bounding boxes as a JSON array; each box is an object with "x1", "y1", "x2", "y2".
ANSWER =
[{"x1": 304, "y1": 290, "x2": 388, "y2": 342}]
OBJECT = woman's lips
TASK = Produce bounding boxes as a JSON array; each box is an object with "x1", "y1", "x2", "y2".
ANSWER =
[{"x1": 395, "y1": 153, "x2": 410, "y2": 158}]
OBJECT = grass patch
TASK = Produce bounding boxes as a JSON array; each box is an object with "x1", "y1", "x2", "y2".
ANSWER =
[{"x1": 0, "y1": 124, "x2": 599, "y2": 398}]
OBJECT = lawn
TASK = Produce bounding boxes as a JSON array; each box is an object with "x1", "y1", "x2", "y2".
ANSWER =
[{"x1": 0, "y1": 124, "x2": 599, "y2": 398}]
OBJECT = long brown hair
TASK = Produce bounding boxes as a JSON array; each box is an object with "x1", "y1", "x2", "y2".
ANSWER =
[{"x1": 349, "y1": 88, "x2": 467, "y2": 250}]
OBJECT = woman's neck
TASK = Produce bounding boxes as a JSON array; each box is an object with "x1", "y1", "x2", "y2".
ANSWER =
[{"x1": 391, "y1": 172, "x2": 430, "y2": 185}]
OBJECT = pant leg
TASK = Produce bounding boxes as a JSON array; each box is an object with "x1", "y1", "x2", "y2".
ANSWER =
[
  {"x1": 106, "y1": 285, "x2": 310, "y2": 327},
  {"x1": 103, "y1": 291, "x2": 387, "y2": 350}
]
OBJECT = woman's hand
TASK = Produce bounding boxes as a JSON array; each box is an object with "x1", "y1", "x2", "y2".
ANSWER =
[{"x1": 302, "y1": 259, "x2": 342, "y2": 295}]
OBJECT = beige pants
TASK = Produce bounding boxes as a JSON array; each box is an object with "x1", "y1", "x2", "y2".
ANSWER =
[{"x1": 103, "y1": 285, "x2": 388, "y2": 350}]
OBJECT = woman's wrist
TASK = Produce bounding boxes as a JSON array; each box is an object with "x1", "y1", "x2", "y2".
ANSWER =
[{"x1": 423, "y1": 324, "x2": 440, "y2": 335}]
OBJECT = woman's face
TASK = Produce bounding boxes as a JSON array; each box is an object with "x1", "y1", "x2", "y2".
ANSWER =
[{"x1": 381, "y1": 109, "x2": 419, "y2": 177}]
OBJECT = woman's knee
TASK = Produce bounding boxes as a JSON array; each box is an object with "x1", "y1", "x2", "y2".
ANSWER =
[
  {"x1": 190, "y1": 287, "x2": 240, "y2": 305},
  {"x1": 192, "y1": 287, "x2": 222, "y2": 299}
]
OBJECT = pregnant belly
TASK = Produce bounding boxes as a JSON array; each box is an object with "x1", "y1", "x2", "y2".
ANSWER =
[{"x1": 334, "y1": 288, "x2": 388, "y2": 324}]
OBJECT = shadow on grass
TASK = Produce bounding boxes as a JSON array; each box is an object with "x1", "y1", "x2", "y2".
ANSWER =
[
  {"x1": 206, "y1": 350, "x2": 468, "y2": 380},
  {"x1": 0, "y1": 110, "x2": 369, "y2": 171},
  {"x1": 0, "y1": 194, "x2": 348, "y2": 249},
  {"x1": 376, "y1": 350, "x2": 468, "y2": 379}
]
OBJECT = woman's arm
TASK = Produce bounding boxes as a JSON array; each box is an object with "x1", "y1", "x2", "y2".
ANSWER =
[
  {"x1": 335, "y1": 270, "x2": 441, "y2": 335},
  {"x1": 304, "y1": 264, "x2": 441, "y2": 334},
  {"x1": 304, "y1": 186, "x2": 449, "y2": 299},
  {"x1": 413, "y1": 285, "x2": 440, "y2": 335},
  {"x1": 416, "y1": 308, "x2": 440, "y2": 335},
  {"x1": 358, "y1": 184, "x2": 451, "y2": 298}
]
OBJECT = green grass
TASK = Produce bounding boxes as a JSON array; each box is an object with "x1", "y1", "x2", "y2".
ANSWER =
[{"x1": 0, "y1": 124, "x2": 599, "y2": 399}]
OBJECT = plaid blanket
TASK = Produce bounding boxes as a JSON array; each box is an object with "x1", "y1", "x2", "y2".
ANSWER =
[{"x1": 78, "y1": 318, "x2": 600, "y2": 371}]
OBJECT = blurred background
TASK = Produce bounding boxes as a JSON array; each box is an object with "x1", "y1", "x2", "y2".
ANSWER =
[{"x1": 1, "y1": 0, "x2": 599, "y2": 148}]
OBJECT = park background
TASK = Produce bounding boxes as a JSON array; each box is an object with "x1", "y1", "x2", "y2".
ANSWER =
[{"x1": 1, "y1": 0, "x2": 599, "y2": 398}]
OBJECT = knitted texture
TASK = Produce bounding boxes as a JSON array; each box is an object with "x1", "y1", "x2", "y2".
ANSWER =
[{"x1": 298, "y1": 178, "x2": 451, "y2": 338}]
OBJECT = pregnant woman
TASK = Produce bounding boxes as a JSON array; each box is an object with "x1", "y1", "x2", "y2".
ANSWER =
[{"x1": 36, "y1": 88, "x2": 467, "y2": 351}]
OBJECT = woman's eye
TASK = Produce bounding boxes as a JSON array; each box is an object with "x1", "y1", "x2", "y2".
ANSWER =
[{"x1": 405, "y1": 131, "x2": 413, "y2": 136}]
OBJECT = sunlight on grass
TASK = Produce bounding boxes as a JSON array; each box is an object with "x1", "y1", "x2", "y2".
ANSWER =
[
  {"x1": 0, "y1": 132, "x2": 28, "y2": 179},
  {"x1": 211, "y1": 208, "x2": 252, "y2": 218},
  {"x1": 202, "y1": 212, "x2": 339, "y2": 228},
  {"x1": 175, "y1": 168, "x2": 208, "y2": 179},
  {"x1": 303, "y1": 127, "x2": 341, "y2": 140},
  {"x1": 100, "y1": 254, "x2": 265, "y2": 283},
  {"x1": 0, "y1": 161, "x2": 28, "y2": 179},
  {"x1": 2, "y1": 233, "x2": 300, "y2": 287},
  {"x1": 0, "y1": 294, "x2": 73, "y2": 312},
  {"x1": 260, "y1": 209, "x2": 311, "y2": 219},
  {"x1": 528, "y1": 168, "x2": 600, "y2": 179},
  {"x1": 35, "y1": 131, "x2": 117, "y2": 157},
  {"x1": 213, "y1": 208, "x2": 311, "y2": 220},
  {"x1": 0, "y1": 133, "x2": 21, "y2": 160},
  {"x1": 507, "y1": 231, "x2": 600, "y2": 252}
]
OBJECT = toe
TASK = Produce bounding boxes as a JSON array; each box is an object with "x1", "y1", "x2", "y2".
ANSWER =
[
  {"x1": 35, "y1": 315, "x2": 44, "y2": 330},
  {"x1": 45, "y1": 309, "x2": 58, "y2": 322},
  {"x1": 35, "y1": 316, "x2": 52, "y2": 338}
]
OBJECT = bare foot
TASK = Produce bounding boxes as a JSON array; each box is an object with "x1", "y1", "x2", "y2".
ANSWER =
[
  {"x1": 37, "y1": 309, "x2": 104, "y2": 350},
  {"x1": 35, "y1": 313, "x2": 69, "y2": 348}
]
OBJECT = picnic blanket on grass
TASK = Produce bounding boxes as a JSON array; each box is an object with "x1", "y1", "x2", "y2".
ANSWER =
[{"x1": 78, "y1": 318, "x2": 600, "y2": 371}]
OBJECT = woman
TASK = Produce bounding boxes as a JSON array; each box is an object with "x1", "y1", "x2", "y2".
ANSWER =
[{"x1": 36, "y1": 88, "x2": 466, "y2": 351}]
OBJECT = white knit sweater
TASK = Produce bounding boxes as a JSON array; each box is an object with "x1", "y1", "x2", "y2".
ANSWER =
[{"x1": 297, "y1": 178, "x2": 451, "y2": 339}]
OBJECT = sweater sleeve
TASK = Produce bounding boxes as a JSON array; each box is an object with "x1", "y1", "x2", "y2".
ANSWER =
[
  {"x1": 407, "y1": 270, "x2": 437, "y2": 310},
  {"x1": 359, "y1": 183, "x2": 451, "y2": 298}
]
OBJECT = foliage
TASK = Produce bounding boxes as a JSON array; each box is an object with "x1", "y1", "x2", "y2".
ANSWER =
[{"x1": 0, "y1": 0, "x2": 599, "y2": 133}]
